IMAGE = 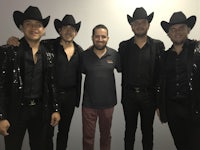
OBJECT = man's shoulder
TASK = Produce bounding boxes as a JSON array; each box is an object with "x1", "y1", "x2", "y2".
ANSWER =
[
  {"x1": 0, "y1": 44, "x2": 14, "y2": 50},
  {"x1": 41, "y1": 38, "x2": 57, "y2": 48},
  {"x1": 107, "y1": 46, "x2": 117, "y2": 52},
  {"x1": 193, "y1": 40, "x2": 200, "y2": 54},
  {"x1": 82, "y1": 47, "x2": 92, "y2": 56},
  {"x1": 73, "y1": 41, "x2": 84, "y2": 52},
  {"x1": 119, "y1": 38, "x2": 133, "y2": 47},
  {"x1": 148, "y1": 36, "x2": 164, "y2": 45},
  {"x1": 0, "y1": 44, "x2": 16, "y2": 56},
  {"x1": 148, "y1": 37, "x2": 165, "y2": 53}
]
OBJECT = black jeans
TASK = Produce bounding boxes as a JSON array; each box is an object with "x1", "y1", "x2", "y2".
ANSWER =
[
  {"x1": 167, "y1": 100, "x2": 200, "y2": 150},
  {"x1": 122, "y1": 89, "x2": 156, "y2": 150},
  {"x1": 56, "y1": 89, "x2": 76, "y2": 150},
  {"x1": 5, "y1": 104, "x2": 53, "y2": 150}
]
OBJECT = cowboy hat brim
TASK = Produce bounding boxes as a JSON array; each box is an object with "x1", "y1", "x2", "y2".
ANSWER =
[
  {"x1": 13, "y1": 11, "x2": 50, "y2": 29},
  {"x1": 54, "y1": 19, "x2": 81, "y2": 34},
  {"x1": 127, "y1": 12, "x2": 154, "y2": 25},
  {"x1": 161, "y1": 15, "x2": 196, "y2": 33}
]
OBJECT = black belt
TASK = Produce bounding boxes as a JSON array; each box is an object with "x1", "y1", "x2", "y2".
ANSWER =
[{"x1": 21, "y1": 98, "x2": 41, "y2": 106}]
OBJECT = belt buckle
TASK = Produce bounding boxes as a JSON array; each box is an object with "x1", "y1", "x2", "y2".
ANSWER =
[
  {"x1": 29, "y1": 99, "x2": 36, "y2": 106},
  {"x1": 135, "y1": 88, "x2": 140, "y2": 93}
]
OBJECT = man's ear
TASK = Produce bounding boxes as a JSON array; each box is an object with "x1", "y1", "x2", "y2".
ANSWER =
[{"x1": 58, "y1": 28, "x2": 62, "y2": 35}]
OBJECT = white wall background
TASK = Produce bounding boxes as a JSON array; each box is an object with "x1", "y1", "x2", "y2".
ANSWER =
[{"x1": 0, "y1": 0, "x2": 200, "y2": 149}]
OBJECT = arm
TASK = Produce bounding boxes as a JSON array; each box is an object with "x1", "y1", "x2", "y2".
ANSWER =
[
  {"x1": 76, "y1": 57, "x2": 82, "y2": 107},
  {"x1": 45, "y1": 44, "x2": 60, "y2": 126},
  {"x1": 0, "y1": 46, "x2": 13, "y2": 135},
  {"x1": 154, "y1": 41, "x2": 165, "y2": 106}
]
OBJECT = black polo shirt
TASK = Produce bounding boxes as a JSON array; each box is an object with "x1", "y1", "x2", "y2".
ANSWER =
[
  {"x1": 165, "y1": 47, "x2": 190, "y2": 99},
  {"x1": 81, "y1": 46, "x2": 121, "y2": 109}
]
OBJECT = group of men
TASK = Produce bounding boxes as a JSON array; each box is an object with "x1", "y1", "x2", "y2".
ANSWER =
[{"x1": 0, "y1": 5, "x2": 200, "y2": 150}]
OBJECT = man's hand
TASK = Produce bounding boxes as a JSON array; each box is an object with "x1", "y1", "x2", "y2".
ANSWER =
[
  {"x1": 7, "y1": 36, "x2": 20, "y2": 47},
  {"x1": 0, "y1": 120, "x2": 10, "y2": 136},
  {"x1": 50, "y1": 112, "x2": 60, "y2": 127}
]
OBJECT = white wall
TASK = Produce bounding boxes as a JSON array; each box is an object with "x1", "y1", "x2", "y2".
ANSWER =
[{"x1": 0, "y1": 0, "x2": 200, "y2": 149}]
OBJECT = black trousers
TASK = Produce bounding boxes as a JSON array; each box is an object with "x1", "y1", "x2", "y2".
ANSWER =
[
  {"x1": 56, "y1": 89, "x2": 76, "y2": 150},
  {"x1": 122, "y1": 89, "x2": 156, "y2": 150},
  {"x1": 4, "y1": 104, "x2": 53, "y2": 150},
  {"x1": 167, "y1": 100, "x2": 200, "y2": 150}
]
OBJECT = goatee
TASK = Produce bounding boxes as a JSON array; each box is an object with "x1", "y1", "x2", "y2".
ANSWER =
[{"x1": 94, "y1": 45, "x2": 106, "y2": 51}]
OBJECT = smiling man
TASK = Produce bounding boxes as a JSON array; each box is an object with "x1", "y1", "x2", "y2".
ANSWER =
[
  {"x1": 118, "y1": 7, "x2": 165, "y2": 150},
  {"x1": 6, "y1": 14, "x2": 83, "y2": 150},
  {"x1": 159, "y1": 11, "x2": 200, "y2": 150},
  {"x1": 0, "y1": 6, "x2": 60, "y2": 150},
  {"x1": 81, "y1": 24, "x2": 121, "y2": 150}
]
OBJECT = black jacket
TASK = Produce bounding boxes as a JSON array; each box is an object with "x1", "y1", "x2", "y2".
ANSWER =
[
  {"x1": 0, "y1": 38, "x2": 59, "y2": 121},
  {"x1": 118, "y1": 36, "x2": 165, "y2": 104},
  {"x1": 41, "y1": 37, "x2": 83, "y2": 107},
  {"x1": 158, "y1": 39, "x2": 200, "y2": 123}
]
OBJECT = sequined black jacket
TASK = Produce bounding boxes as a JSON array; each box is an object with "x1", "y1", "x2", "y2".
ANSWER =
[
  {"x1": 0, "y1": 38, "x2": 59, "y2": 121},
  {"x1": 158, "y1": 39, "x2": 200, "y2": 123}
]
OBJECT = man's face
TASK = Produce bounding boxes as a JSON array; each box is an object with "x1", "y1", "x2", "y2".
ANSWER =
[
  {"x1": 59, "y1": 25, "x2": 77, "y2": 43},
  {"x1": 131, "y1": 19, "x2": 149, "y2": 37},
  {"x1": 21, "y1": 20, "x2": 45, "y2": 42},
  {"x1": 167, "y1": 24, "x2": 190, "y2": 45},
  {"x1": 92, "y1": 28, "x2": 109, "y2": 50}
]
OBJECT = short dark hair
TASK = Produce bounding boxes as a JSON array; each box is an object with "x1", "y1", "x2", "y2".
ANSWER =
[{"x1": 92, "y1": 24, "x2": 108, "y2": 36}]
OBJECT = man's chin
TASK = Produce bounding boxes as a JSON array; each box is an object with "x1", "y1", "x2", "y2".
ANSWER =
[
  {"x1": 94, "y1": 46, "x2": 106, "y2": 50},
  {"x1": 135, "y1": 33, "x2": 146, "y2": 37}
]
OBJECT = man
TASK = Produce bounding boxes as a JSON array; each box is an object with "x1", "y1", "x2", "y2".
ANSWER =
[
  {"x1": 0, "y1": 6, "x2": 60, "y2": 150},
  {"x1": 6, "y1": 14, "x2": 83, "y2": 150},
  {"x1": 118, "y1": 7, "x2": 165, "y2": 150},
  {"x1": 46, "y1": 15, "x2": 83, "y2": 150},
  {"x1": 81, "y1": 24, "x2": 121, "y2": 150},
  {"x1": 158, "y1": 11, "x2": 200, "y2": 150}
]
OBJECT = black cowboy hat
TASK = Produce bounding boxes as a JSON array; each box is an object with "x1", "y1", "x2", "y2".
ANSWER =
[
  {"x1": 13, "y1": 6, "x2": 50, "y2": 29},
  {"x1": 127, "y1": 7, "x2": 154, "y2": 24},
  {"x1": 161, "y1": 11, "x2": 196, "y2": 33},
  {"x1": 54, "y1": 14, "x2": 81, "y2": 34}
]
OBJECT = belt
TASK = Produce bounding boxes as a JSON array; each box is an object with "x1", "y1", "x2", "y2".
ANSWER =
[{"x1": 21, "y1": 98, "x2": 41, "y2": 106}]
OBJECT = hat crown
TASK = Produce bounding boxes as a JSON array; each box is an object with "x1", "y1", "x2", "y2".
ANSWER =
[
  {"x1": 133, "y1": 7, "x2": 148, "y2": 20},
  {"x1": 127, "y1": 7, "x2": 154, "y2": 24},
  {"x1": 61, "y1": 15, "x2": 76, "y2": 25},
  {"x1": 169, "y1": 11, "x2": 187, "y2": 24},
  {"x1": 160, "y1": 11, "x2": 196, "y2": 33},
  {"x1": 23, "y1": 6, "x2": 43, "y2": 20},
  {"x1": 13, "y1": 6, "x2": 50, "y2": 29},
  {"x1": 54, "y1": 14, "x2": 81, "y2": 33}
]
